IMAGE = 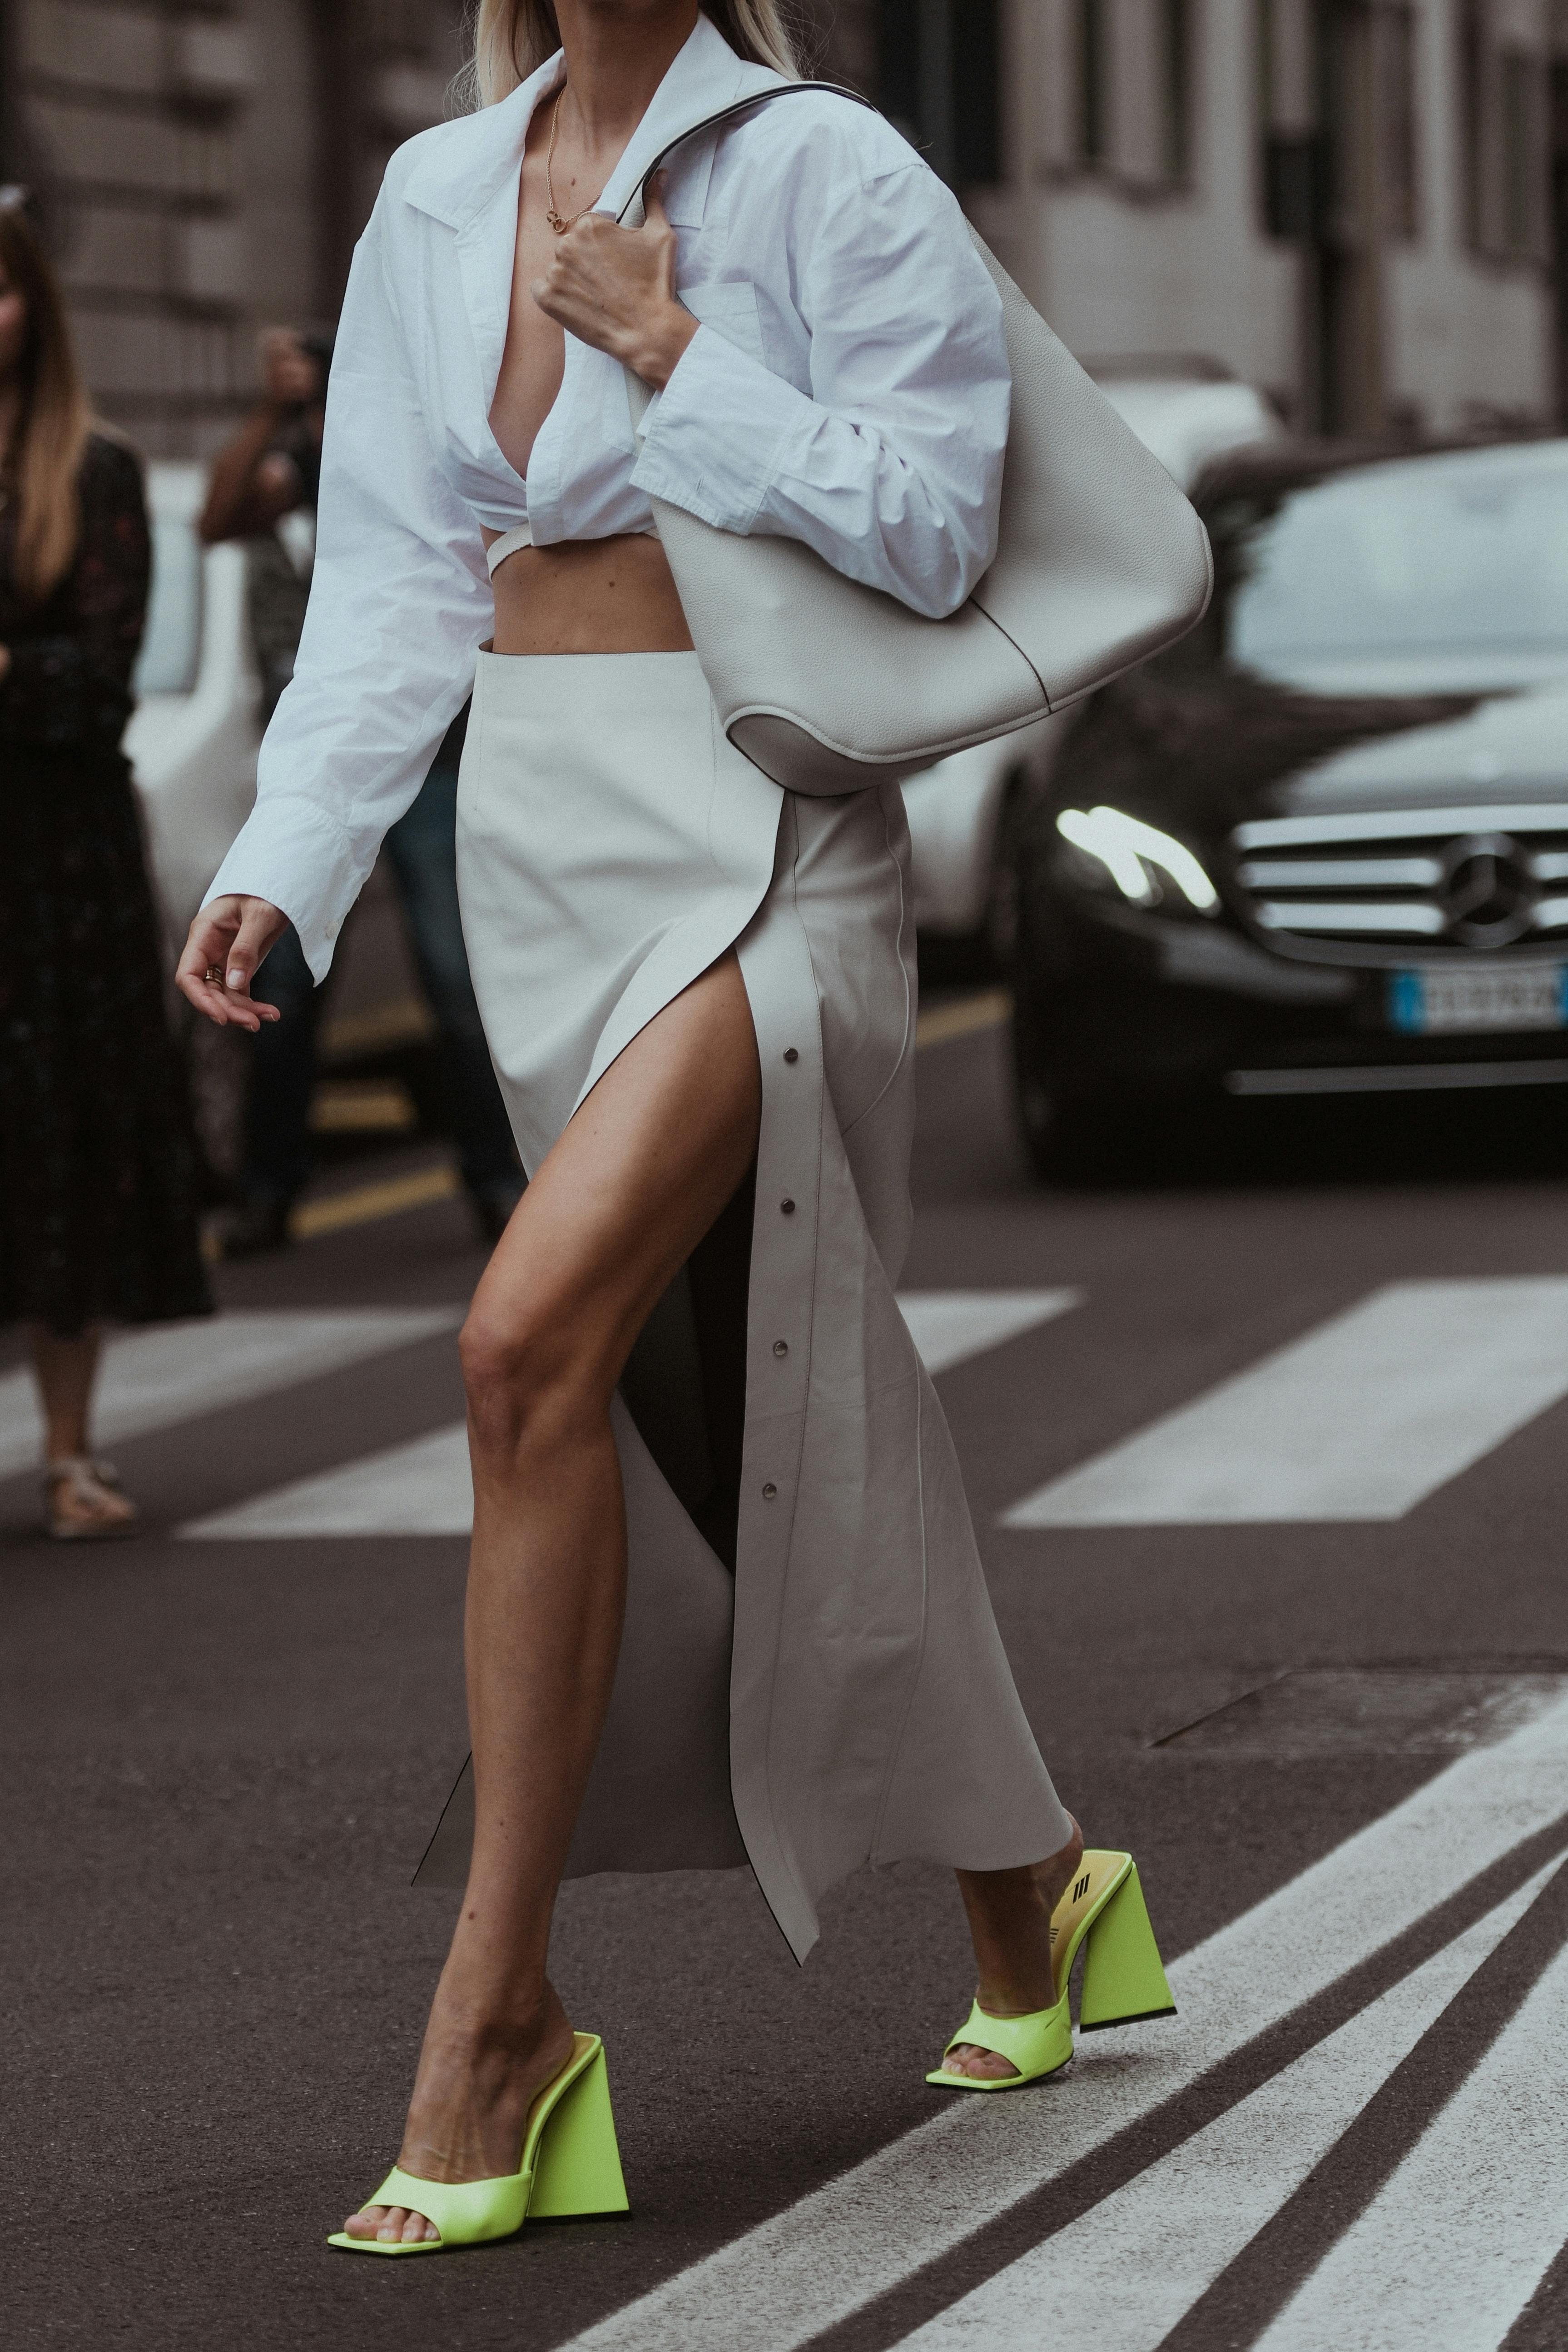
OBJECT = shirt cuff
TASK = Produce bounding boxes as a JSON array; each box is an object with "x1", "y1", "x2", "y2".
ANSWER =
[
  {"x1": 630, "y1": 323, "x2": 804, "y2": 535},
  {"x1": 202, "y1": 792, "x2": 362, "y2": 985}
]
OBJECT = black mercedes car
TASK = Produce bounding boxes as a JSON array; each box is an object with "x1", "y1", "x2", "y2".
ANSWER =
[{"x1": 1003, "y1": 434, "x2": 1568, "y2": 1174}]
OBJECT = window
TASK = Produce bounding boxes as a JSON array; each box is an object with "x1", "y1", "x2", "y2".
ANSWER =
[
  {"x1": 954, "y1": 0, "x2": 1003, "y2": 185},
  {"x1": 1079, "y1": 0, "x2": 1108, "y2": 166},
  {"x1": 1160, "y1": 0, "x2": 1191, "y2": 182},
  {"x1": 1378, "y1": 5, "x2": 1417, "y2": 238},
  {"x1": 876, "y1": 0, "x2": 1002, "y2": 187},
  {"x1": 1458, "y1": 9, "x2": 1547, "y2": 261},
  {"x1": 1227, "y1": 447, "x2": 1568, "y2": 691},
  {"x1": 878, "y1": 0, "x2": 922, "y2": 147},
  {"x1": 1500, "y1": 49, "x2": 1543, "y2": 256},
  {"x1": 1459, "y1": 0, "x2": 1484, "y2": 248}
]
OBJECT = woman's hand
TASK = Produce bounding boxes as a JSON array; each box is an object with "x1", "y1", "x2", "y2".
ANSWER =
[
  {"x1": 531, "y1": 184, "x2": 698, "y2": 389},
  {"x1": 176, "y1": 895, "x2": 289, "y2": 1030}
]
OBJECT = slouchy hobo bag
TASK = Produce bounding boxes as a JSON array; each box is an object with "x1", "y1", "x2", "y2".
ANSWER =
[{"x1": 619, "y1": 84, "x2": 1214, "y2": 797}]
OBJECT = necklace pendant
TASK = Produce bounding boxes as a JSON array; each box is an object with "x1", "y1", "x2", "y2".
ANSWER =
[{"x1": 546, "y1": 208, "x2": 568, "y2": 234}]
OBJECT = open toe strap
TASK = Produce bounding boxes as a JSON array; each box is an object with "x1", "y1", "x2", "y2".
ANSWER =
[
  {"x1": 927, "y1": 1995, "x2": 1073, "y2": 2088},
  {"x1": 328, "y1": 2163, "x2": 530, "y2": 2254}
]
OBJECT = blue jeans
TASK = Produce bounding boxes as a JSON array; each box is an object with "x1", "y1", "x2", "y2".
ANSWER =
[{"x1": 245, "y1": 703, "x2": 520, "y2": 1206}]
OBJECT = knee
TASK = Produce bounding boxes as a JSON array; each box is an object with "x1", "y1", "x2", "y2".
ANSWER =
[{"x1": 458, "y1": 1302, "x2": 596, "y2": 1463}]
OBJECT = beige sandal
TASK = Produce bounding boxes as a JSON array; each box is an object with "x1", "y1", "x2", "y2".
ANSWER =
[{"x1": 42, "y1": 1456, "x2": 140, "y2": 1541}]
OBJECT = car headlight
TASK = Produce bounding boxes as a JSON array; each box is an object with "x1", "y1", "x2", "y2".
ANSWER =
[{"x1": 1055, "y1": 805, "x2": 1220, "y2": 916}]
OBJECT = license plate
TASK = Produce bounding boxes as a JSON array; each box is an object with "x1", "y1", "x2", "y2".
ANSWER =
[{"x1": 1388, "y1": 966, "x2": 1568, "y2": 1035}]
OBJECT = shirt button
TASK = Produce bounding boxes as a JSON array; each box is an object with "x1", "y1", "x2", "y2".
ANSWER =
[
  {"x1": 762, "y1": 1482, "x2": 778, "y2": 1499},
  {"x1": 780, "y1": 1198, "x2": 795, "y2": 1214},
  {"x1": 773, "y1": 1339, "x2": 788, "y2": 1357},
  {"x1": 783, "y1": 1047, "x2": 799, "y2": 1064}
]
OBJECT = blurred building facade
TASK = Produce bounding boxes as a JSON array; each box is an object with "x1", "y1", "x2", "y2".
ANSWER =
[
  {"x1": 888, "y1": 0, "x2": 1568, "y2": 436},
  {"x1": 0, "y1": 0, "x2": 468, "y2": 453},
  {"x1": 0, "y1": 0, "x2": 1562, "y2": 450}
]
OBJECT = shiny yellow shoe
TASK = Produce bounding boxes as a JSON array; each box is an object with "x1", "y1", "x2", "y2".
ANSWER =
[
  {"x1": 926, "y1": 1850, "x2": 1175, "y2": 2092},
  {"x1": 327, "y1": 2033, "x2": 628, "y2": 2254}
]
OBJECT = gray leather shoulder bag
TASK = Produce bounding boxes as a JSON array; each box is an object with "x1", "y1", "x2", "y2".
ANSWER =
[{"x1": 620, "y1": 84, "x2": 1214, "y2": 796}]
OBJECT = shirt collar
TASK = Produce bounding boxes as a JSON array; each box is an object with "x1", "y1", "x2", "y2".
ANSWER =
[
  {"x1": 595, "y1": 13, "x2": 781, "y2": 225},
  {"x1": 402, "y1": 55, "x2": 561, "y2": 232},
  {"x1": 401, "y1": 14, "x2": 782, "y2": 234}
]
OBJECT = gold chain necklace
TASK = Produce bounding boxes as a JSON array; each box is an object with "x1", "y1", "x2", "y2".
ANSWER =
[{"x1": 544, "y1": 88, "x2": 590, "y2": 235}]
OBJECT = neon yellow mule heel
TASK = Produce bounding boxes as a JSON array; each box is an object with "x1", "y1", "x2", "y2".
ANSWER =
[
  {"x1": 327, "y1": 2032, "x2": 629, "y2": 2255},
  {"x1": 926, "y1": 1850, "x2": 1174, "y2": 2092}
]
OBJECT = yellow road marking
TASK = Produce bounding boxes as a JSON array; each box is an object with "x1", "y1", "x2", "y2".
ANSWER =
[
  {"x1": 290, "y1": 1164, "x2": 461, "y2": 1241},
  {"x1": 914, "y1": 987, "x2": 1011, "y2": 1050},
  {"x1": 310, "y1": 1079, "x2": 419, "y2": 1134},
  {"x1": 319, "y1": 995, "x2": 434, "y2": 1060}
]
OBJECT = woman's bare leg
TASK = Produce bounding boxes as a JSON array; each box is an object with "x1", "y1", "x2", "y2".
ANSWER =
[
  {"x1": 345, "y1": 952, "x2": 762, "y2": 2243},
  {"x1": 31, "y1": 1324, "x2": 103, "y2": 1459}
]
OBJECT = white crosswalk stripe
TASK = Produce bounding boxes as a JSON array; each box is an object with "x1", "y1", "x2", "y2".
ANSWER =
[
  {"x1": 0, "y1": 1308, "x2": 462, "y2": 1482},
  {"x1": 896, "y1": 1290, "x2": 1080, "y2": 1376},
  {"x1": 1256, "y1": 1929, "x2": 1568, "y2": 2352},
  {"x1": 898, "y1": 1859, "x2": 1561, "y2": 2350},
  {"x1": 182, "y1": 1421, "x2": 473, "y2": 1539},
  {"x1": 1003, "y1": 1277, "x2": 1568, "y2": 1527},
  {"x1": 179, "y1": 1292, "x2": 1080, "y2": 1539},
  {"x1": 557, "y1": 1686, "x2": 1568, "y2": 2352},
  {"x1": 69, "y1": 1281, "x2": 1568, "y2": 2346}
]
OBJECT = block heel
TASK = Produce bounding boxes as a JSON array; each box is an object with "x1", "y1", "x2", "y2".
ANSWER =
[
  {"x1": 1078, "y1": 1858, "x2": 1176, "y2": 2030},
  {"x1": 327, "y1": 2031, "x2": 627, "y2": 2254},
  {"x1": 528, "y1": 2044, "x2": 630, "y2": 2218}
]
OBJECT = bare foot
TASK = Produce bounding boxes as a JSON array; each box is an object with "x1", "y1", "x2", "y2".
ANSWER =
[
  {"x1": 342, "y1": 1975, "x2": 576, "y2": 2245},
  {"x1": 942, "y1": 1815, "x2": 1085, "y2": 2081}
]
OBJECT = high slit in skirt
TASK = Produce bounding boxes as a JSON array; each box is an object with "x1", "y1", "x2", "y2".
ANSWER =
[{"x1": 424, "y1": 647, "x2": 1070, "y2": 1962}]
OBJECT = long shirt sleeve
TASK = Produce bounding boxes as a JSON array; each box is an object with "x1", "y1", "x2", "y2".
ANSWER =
[
  {"x1": 203, "y1": 190, "x2": 492, "y2": 978},
  {"x1": 633, "y1": 155, "x2": 1008, "y2": 622},
  {"x1": 200, "y1": 32, "x2": 1013, "y2": 980}
]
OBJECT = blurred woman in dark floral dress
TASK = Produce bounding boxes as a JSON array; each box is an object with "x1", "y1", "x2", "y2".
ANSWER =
[{"x1": 0, "y1": 190, "x2": 210, "y2": 1538}]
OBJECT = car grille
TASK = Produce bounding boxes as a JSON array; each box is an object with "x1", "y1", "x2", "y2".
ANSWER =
[{"x1": 1229, "y1": 803, "x2": 1568, "y2": 961}]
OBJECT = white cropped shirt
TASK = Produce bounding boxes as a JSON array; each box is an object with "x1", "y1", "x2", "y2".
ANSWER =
[{"x1": 205, "y1": 14, "x2": 1011, "y2": 978}]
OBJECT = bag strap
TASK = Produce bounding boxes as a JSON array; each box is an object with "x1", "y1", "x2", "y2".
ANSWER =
[
  {"x1": 614, "y1": 79, "x2": 879, "y2": 228},
  {"x1": 619, "y1": 80, "x2": 880, "y2": 441}
]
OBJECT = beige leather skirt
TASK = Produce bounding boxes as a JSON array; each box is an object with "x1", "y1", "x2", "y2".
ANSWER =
[{"x1": 422, "y1": 648, "x2": 1069, "y2": 1961}]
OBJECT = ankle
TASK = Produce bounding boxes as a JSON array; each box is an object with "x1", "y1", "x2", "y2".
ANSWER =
[
  {"x1": 429, "y1": 1958, "x2": 568, "y2": 2046},
  {"x1": 958, "y1": 1823, "x2": 1085, "y2": 2015}
]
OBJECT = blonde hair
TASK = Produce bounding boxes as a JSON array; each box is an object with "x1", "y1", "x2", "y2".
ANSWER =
[
  {"x1": 0, "y1": 194, "x2": 91, "y2": 603},
  {"x1": 463, "y1": 3, "x2": 804, "y2": 109}
]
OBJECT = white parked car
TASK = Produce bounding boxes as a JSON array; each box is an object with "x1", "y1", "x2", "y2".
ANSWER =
[
  {"x1": 126, "y1": 461, "x2": 260, "y2": 946},
  {"x1": 904, "y1": 374, "x2": 1281, "y2": 959}
]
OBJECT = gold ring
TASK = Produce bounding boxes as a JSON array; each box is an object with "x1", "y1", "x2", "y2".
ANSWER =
[{"x1": 205, "y1": 964, "x2": 226, "y2": 986}]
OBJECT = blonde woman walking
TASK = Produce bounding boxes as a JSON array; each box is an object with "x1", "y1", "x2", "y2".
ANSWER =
[{"x1": 178, "y1": 0, "x2": 1169, "y2": 2253}]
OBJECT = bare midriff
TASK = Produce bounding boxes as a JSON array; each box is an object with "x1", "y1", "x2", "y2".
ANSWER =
[{"x1": 482, "y1": 530, "x2": 694, "y2": 656}]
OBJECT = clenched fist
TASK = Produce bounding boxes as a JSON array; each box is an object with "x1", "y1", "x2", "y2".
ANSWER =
[{"x1": 531, "y1": 183, "x2": 698, "y2": 389}]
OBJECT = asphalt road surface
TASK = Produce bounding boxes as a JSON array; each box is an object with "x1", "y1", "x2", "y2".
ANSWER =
[{"x1": 8, "y1": 1000, "x2": 1568, "y2": 2352}]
